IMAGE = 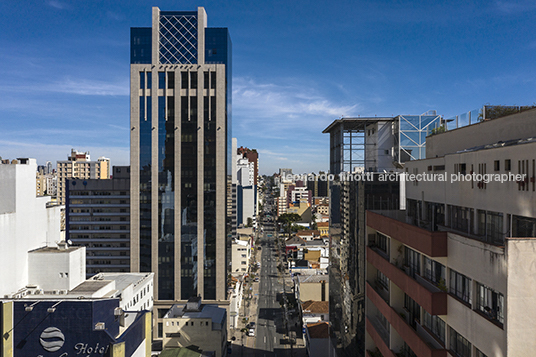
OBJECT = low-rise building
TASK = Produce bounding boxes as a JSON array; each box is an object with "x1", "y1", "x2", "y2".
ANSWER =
[
  {"x1": 295, "y1": 275, "x2": 329, "y2": 302},
  {"x1": 304, "y1": 322, "x2": 335, "y2": 357},
  {"x1": 231, "y1": 238, "x2": 251, "y2": 275},
  {"x1": 162, "y1": 297, "x2": 228, "y2": 357},
  {"x1": 301, "y1": 300, "x2": 329, "y2": 324}
]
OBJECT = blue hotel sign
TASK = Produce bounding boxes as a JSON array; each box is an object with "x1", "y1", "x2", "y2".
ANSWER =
[{"x1": 13, "y1": 300, "x2": 118, "y2": 357}]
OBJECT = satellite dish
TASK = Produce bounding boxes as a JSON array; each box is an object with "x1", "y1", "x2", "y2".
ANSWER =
[{"x1": 67, "y1": 240, "x2": 73, "y2": 245}]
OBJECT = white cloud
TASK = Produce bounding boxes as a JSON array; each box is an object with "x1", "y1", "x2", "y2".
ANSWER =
[
  {"x1": 233, "y1": 77, "x2": 359, "y2": 134},
  {"x1": 494, "y1": 0, "x2": 536, "y2": 13},
  {"x1": 51, "y1": 78, "x2": 129, "y2": 96},
  {"x1": 48, "y1": 1, "x2": 67, "y2": 10}
]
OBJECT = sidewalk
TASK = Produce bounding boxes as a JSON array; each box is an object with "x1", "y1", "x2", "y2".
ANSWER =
[{"x1": 230, "y1": 248, "x2": 260, "y2": 356}]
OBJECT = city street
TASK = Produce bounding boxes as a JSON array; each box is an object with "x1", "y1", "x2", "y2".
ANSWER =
[{"x1": 232, "y1": 199, "x2": 306, "y2": 357}]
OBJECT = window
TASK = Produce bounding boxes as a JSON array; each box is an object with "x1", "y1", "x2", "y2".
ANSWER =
[
  {"x1": 423, "y1": 311, "x2": 445, "y2": 344},
  {"x1": 158, "y1": 72, "x2": 166, "y2": 89},
  {"x1": 404, "y1": 294, "x2": 420, "y2": 329},
  {"x1": 373, "y1": 232, "x2": 389, "y2": 255},
  {"x1": 167, "y1": 72, "x2": 175, "y2": 89},
  {"x1": 404, "y1": 247, "x2": 420, "y2": 279},
  {"x1": 476, "y1": 282, "x2": 504, "y2": 324},
  {"x1": 423, "y1": 257, "x2": 446, "y2": 288},
  {"x1": 449, "y1": 327, "x2": 471, "y2": 357},
  {"x1": 454, "y1": 163, "x2": 466, "y2": 175},
  {"x1": 511, "y1": 215, "x2": 536, "y2": 237},
  {"x1": 376, "y1": 270, "x2": 389, "y2": 290},
  {"x1": 505, "y1": 159, "x2": 511, "y2": 171},
  {"x1": 448, "y1": 205, "x2": 474, "y2": 234},
  {"x1": 477, "y1": 210, "x2": 504, "y2": 245},
  {"x1": 181, "y1": 72, "x2": 188, "y2": 89},
  {"x1": 210, "y1": 72, "x2": 216, "y2": 89},
  {"x1": 450, "y1": 269, "x2": 471, "y2": 304},
  {"x1": 190, "y1": 72, "x2": 198, "y2": 89},
  {"x1": 494, "y1": 160, "x2": 500, "y2": 171},
  {"x1": 204, "y1": 71, "x2": 209, "y2": 88}
]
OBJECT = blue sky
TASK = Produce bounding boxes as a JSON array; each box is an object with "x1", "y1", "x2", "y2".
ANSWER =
[{"x1": 1, "y1": 0, "x2": 535, "y2": 174}]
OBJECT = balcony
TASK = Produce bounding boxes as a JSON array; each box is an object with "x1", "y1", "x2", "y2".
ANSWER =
[
  {"x1": 367, "y1": 247, "x2": 447, "y2": 315},
  {"x1": 366, "y1": 282, "x2": 448, "y2": 357},
  {"x1": 366, "y1": 317, "x2": 396, "y2": 357},
  {"x1": 367, "y1": 210, "x2": 447, "y2": 257}
]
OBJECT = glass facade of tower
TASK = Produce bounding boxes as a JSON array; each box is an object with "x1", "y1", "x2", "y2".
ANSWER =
[
  {"x1": 159, "y1": 11, "x2": 198, "y2": 64},
  {"x1": 139, "y1": 72, "x2": 152, "y2": 273},
  {"x1": 131, "y1": 8, "x2": 230, "y2": 304}
]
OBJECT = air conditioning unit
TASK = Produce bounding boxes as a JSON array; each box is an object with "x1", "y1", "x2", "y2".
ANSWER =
[{"x1": 95, "y1": 322, "x2": 105, "y2": 330}]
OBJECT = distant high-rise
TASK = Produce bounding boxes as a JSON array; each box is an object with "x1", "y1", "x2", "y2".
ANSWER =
[
  {"x1": 130, "y1": 6, "x2": 232, "y2": 338},
  {"x1": 56, "y1": 149, "x2": 109, "y2": 204}
]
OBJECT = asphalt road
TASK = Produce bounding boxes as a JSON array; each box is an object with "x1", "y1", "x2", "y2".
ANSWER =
[{"x1": 253, "y1": 220, "x2": 290, "y2": 357}]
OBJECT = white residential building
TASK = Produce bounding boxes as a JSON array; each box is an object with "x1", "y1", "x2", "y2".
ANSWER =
[
  {"x1": 365, "y1": 109, "x2": 536, "y2": 357},
  {"x1": 0, "y1": 158, "x2": 63, "y2": 297}
]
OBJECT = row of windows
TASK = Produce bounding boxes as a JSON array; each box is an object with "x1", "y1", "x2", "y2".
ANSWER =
[
  {"x1": 166, "y1": 320, "x2": 210, "y2": 327},
  {"x1": 410, "y1": 248, "x2": 505, "y2": 325},
  {"x1": 140, "y1": 71, "x2": 216, "y2": 90},
  {"x1": 70, "y1": 191, "x2": 128, "y2": 196}
]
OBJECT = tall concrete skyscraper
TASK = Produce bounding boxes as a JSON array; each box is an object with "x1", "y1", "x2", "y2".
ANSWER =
[{"x1": 130, "y1": 7, "x2": 231, "y2": 337}]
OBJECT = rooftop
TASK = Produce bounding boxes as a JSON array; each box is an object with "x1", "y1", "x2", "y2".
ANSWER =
[
  {"x1": 164, "y1": 304, "x2": 226, "y2": 325},
  {"x1": 322, "y1": 117, "x2": 394, "y2": 134},
  {"x1": 301, "y1": 300, "x2": 329, "y2": 314},
  {"x1": 306, "y1": 322, "x2": 330, "y2": 339},
  {"x1": 297, "y1": 275, "x2": 329, "y2": 284}
]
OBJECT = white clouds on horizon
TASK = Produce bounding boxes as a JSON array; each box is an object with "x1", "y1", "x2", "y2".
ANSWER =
[{"x1": 233, "y1": 77, "x2": 359, "y2": 133}]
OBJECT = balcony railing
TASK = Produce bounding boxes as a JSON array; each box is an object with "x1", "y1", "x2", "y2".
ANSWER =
[
  {"x1": 367, "y1": 211, "x2": 448, "y2": 257},
  {"x1": 367, "y1": 247, "x2": 447, "y2": 315},
  {"x1": 366, "y1": 282, "x2": 448, "y2": 357}
]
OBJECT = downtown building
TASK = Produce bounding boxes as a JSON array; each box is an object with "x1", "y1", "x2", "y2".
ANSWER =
[
  {"x1": 66, "y1": 166, "x2": 131, "y2": 278},
  {"x1": 56, "y1": 149, "x2": 110, "y2": 205},
  {"x1": 129, "y1": 7, "x2": 231, "y2": 339},
  {"x1": 365, "y1": 109, "x2": 536, "y2": 356},
  {"x1": 323, "y1": 113, "x2": 442, "y2": 356}
]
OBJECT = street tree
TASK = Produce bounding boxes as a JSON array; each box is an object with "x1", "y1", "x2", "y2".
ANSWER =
[{"x1": 277, "y1": 213, "x2": 301, "y2": 237}]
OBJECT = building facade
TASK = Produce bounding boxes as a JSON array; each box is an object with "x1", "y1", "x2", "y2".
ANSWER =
[
  {"x1": 365, "y1": 109, "x2": 536, "y2": 357},
  {"x1": 324, "y1": 116, "x2": 417, "y2": 356},
  {"x1": 57, "y1": 149, "x2": 109, "y2": 204},
  {"x1": 66, "y1": 166, "x2": 131, "y2": 277},
  {"x1": 0, "y1": 158, "x2": 64, "y2": 297},
  {"x1": 129, "y1": 7, "x2": 231, "y2": 338}
]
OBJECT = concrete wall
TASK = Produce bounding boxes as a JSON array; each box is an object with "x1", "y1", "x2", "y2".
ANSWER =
[
  {"x1": 299, "y1": 282, "x2": 328, "y2": 302},
  {"x1": 407, "y1": 141, "x2": 536, "y2": 226},
  {"x1": 506, "y1": 238, "x2": 536, "y2": 357},
  {"x1": 0, "y1": 160, "x2": 63, "y2": 296},
  {"x1": 426, "y1": 108, "x2": 536, "y2": 158},
  {"x1": 163, "y1": 317, "x2": 226, "y2": 357},
  {"x1": 28, "y1": 247, "x2": 86, "y2": 291},
  {"x1": 445, "y1": 234, "x2": 506, "y2": 356}
]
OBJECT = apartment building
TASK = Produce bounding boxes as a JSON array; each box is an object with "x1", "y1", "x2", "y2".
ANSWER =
[
  {"x1": 56, "y1": 149, "x2": 109, "y2": 204},
  {"x1": 323, "y1": 114, "x2": 427, "y2": 357},
  {"x1": 365, "y1": 109, "x2": 536, "y2": 357},
  {"x1": 66, "y1": 166, "x2": 130, "y2": 277}
]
